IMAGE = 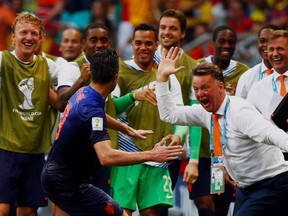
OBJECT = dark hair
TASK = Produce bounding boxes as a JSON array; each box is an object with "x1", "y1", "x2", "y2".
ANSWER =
[
  {"x1": 132, "y1": 23, "x2": 157, "y2": 41},
  {"x1": 258, "y1": 24, "x2": 282, "y2": 38},
  {"x1": 212, "y1": 25, "x2": 237, "y2": 42},
  {"x1": 193, "y1": 62, "x2": 224, "y2": 83},
  {"x1": 90, "y1": 48, "x2": 119, "y2": 84},
  {"x1": 83, "y1": 22, "x2": 110, "y2": 40},
  {"x1": 159, "y1": 9, "x2": 186, "y2": 32}
]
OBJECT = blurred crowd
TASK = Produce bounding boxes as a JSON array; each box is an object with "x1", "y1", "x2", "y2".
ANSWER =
[{"x1": 1, "y1": 0, "x2": 287, "y2": 63}]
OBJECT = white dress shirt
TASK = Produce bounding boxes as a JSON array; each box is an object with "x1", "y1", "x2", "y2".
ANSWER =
[
  {"x1": 247, "y1": 71, "x2": 288, "y2": 119},
  {"x1": 236, "y1": 61, "x2": 270, "y2": 99},
  {"x1": 156, "y1": 81, "x2": 288, "y2": 188}
]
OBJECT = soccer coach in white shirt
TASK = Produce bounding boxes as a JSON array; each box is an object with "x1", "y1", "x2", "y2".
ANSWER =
[{"x1": 155, "y1": 47, "x2": 288, "y2": 216}]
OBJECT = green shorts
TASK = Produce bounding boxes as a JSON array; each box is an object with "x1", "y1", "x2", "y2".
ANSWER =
[{"x1": 110, "y1": 164, "x2": 174, "y2": 211}]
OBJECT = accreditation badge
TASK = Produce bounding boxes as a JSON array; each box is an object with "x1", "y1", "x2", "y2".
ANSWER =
[{"x1": 210, "y1": 156, "x2": 225, "y2": 194}]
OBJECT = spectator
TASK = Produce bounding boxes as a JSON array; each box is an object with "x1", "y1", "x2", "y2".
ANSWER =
[
  {"x1": 0, "y1": 0, "x2": 16, "y2": 50},
  {"x1": 116, "y1": 0, "x2": 156, "y2": 58},
  {"x1": 266, "y1": 0, "x2": 288, "y2": 29},
  {"x1": 91, "y1": 0, "x2": 116, "y2": 47},
  {"x1": 226, "y1": 0, "x2": 253, "y2": 34}
]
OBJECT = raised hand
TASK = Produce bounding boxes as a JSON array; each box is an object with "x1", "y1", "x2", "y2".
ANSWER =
[{"x1": 157, "y1": 47, "x2": 185, "y2": 82}]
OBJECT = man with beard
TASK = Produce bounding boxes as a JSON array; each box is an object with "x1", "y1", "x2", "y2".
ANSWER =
[
  {"x1": 154, "y1": 11, "x2": 198, "y2": 216},
  {"x1": 189, "y1": 25, "x2": 249, "y2": 216}
]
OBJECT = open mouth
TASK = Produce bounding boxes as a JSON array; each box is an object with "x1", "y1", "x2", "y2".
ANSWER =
[
  {"x1": 272, "y1": 57, "x2": 282, "y2": 65},
  {"x1": 161, "y1": 36, "x2": 172, "y2": 42},
  {"x1": 200, "y1": 99, "x2": 210, "y2": 109}
]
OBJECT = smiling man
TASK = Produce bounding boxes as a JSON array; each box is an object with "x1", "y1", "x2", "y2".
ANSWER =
[
  {"x1": 189, "y1": 25, "x2": 250, "y2": 216},
  {"x1": 236, "y1": 24, "x2": 281, "y2": 99},
  {"x1": 0, "y1": 12, "x2": 58, "y2": 216},
  {"x1": 57, "y1": 23, "x2": 111, "y2": 112},
  {"x1": 247, "y1": 30, "x2": 288, "y2": 131},
  {"x1": 59, "y1": 27, "x2": 84, "y2": 62},
  {"x1": 110, "y1": 23, "x2": 183, "y2": 216},
  {"x1": 154, "y1": 9, "x2": 198, "y2": 216},
  {"x1": 156, "y1": 47, "x2": 288, "y2": 216}
]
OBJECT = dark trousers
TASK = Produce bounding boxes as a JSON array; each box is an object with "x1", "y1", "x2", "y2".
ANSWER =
[{"x1": 234, "y1": 171, "x2": 288, "y2": 216}]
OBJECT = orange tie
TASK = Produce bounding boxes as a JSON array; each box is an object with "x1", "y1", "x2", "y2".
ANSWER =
[
  {"x1": 266, "y1": 68, "x2": 273, "y2": 75},
  {"x1": 279, "y1": 75, "x2": 287, "y2": 96},
  {"x1": 212, "y1": 113, "x2": 222, "y2": 156}
]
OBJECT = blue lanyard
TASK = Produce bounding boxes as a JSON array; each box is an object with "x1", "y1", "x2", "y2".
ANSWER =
[
  {"x1": 209, "y1": 97, "x2": 230, "y2": 156},
  {"x1": 272, "y1": 76, "x2": 278, "y2": 93},
  {"x1": 258, "y1": 64, "x2": 264, "y2": 80}
]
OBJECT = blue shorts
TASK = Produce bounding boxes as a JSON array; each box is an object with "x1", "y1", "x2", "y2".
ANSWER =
[
  {"x1": 189, "y1": 157, "x2": 235, "y2": 204},
  {"x1": 0, "y1": 148, "x2": 48, "y2": 207},
  {"x1": 91, "y1": 157, "x2": 110, "y2": 195},
  {"x1": 41, "y1": 161, "x2": 123, "y2": 216}
]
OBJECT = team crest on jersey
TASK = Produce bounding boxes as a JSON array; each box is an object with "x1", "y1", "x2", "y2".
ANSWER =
[{"x1": 92, "y1": 117, "x2": 103, "y2": 131}]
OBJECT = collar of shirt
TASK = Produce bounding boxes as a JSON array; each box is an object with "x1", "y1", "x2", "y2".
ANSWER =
[
  {"x1": 272, "y1": 70, "x2": 288, "y2": 80},
  {"x1": 124, "y1": 59, "x2": 146, "y2": 71},
  {"x1": 83, "y1": 53, "x2": 90, "y2": 64},
  {"x1": 205, "y1": 55, "x2": 237, "y2": 77},
  {"x1": 11, "y1": 50, "x2": 36, "y2": 64},
  {"x1": 214, "y1": 95, "x2": 229, "y2": 116},
  {"x1": 260, "y1": 60, "x2": 269, "y2": 74}
]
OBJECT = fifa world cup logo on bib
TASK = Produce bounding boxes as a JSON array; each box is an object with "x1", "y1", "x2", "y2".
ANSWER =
[{"x1": 18, "y1": 77, "x2": 34, "y2": 110}]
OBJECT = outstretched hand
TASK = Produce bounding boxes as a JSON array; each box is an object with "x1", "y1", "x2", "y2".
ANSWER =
[
  {"x1": 126, "y1": 126, "x2": 154, "y2": 140},
  {"x1": 134, "y1": 88, "x2": 157, "y2": 106},
  {"x1": 157, "y1": 47, "x2": 185, "y2": 82},
  {"x1": 151, "y1": 138, "x2": 184, "y2": 163}
]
